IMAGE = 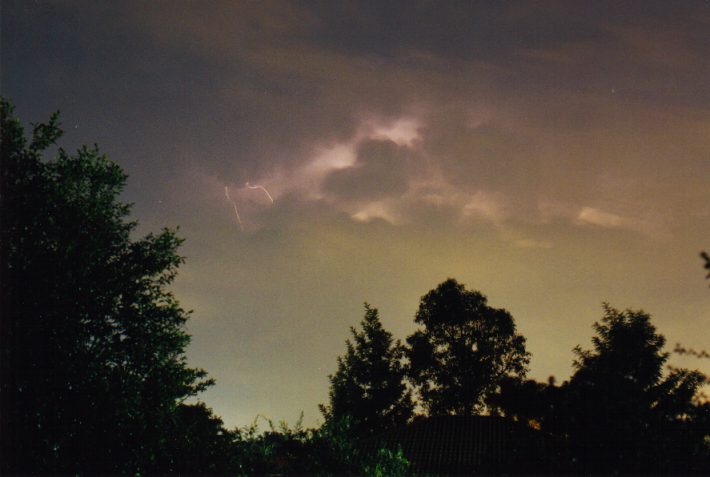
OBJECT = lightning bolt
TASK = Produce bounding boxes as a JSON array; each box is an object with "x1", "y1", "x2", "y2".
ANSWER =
[
  {"x1": 245, "y1": 182, "x2": 274, "y2": 204},
  {"x1": 224, "y1": 186, "x2": 243, "y2": 230}
]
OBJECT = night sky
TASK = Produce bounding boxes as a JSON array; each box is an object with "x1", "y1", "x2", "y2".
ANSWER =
[{"x1": 3, "y1": 0, "x2": 709, "y2": 428}]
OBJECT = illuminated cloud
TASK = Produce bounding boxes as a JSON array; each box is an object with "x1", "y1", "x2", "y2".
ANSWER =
[
  {"x1": 577, "y1": 207, "x2": 628, "y2": 229},
  {"x1": 351, "y1": 201, "x2": 400, "y2": 224},
  {"x1": 368, "y1": 117, "x2": 422, "y2": 147},
  {"x1": 461, "y1": 191, "x2": 506, "y2": 224},
  {"x1": 575, "y1": 206, "x2": 664, "y2": 238}
]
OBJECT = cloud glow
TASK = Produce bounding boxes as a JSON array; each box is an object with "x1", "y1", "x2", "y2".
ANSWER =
[
  {"x1": 461, "y1": 191, "x2": 506, "y2": 223},
  {"x1": 578, "y1": 207, "x2": 627, "y2": 229},
  {"x1": 369, "y1": 117, "x2": 422, "y2": 147},
  {"x1": 351, "y1": 201, "x2": 400, "y2": 224}
]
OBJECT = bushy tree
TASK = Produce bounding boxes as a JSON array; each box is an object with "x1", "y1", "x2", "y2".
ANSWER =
[
  {"x1": 321, "y1": 304, "x2": 413, "y2": 438},
  {"x1": 406, "y1": 279, "x2": 529, "y2": 415},
  {"x1": 230, "y1": 413, "x2": 410, "y2": 475},
  {"x1": 0, "y1": 98, "x2": 212, "y2": 474},
  {"x1": 489, "y1": 376, "x2": 561, "y2": 428},
  {"x1": 156, "y1": 402, "x2": 238, "y2": 474},
  {"x1": 567, "y1": 304, "x2": 707, "y2": 473}
]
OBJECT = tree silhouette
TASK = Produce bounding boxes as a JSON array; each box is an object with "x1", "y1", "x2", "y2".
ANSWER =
[
  {"x1": 157, "y1": 402, "x2": 238, "y2": 474},
  {"x1": 321, "y1": 304, "x2": 413, "y2": 438},
  {"x1": 0, "y1": 98, "x2": 212, "y2": 474},
  {"x1": 703, "y1": 251, "x2": 710, "y2": 284},
  {"x1": 567, "y1": 304, "x2": 707, "y2": 472},
  {"x1": 489, "y1": 375, "x2": 563, "y2": 429},
  {"x1": 406, "y1": 279, "x2": 529, "y2": 416}
]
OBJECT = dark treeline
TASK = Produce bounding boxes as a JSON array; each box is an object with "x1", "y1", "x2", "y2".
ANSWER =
[{"x1": 1, "y1": 100, "x2": 708, "y2": 475}]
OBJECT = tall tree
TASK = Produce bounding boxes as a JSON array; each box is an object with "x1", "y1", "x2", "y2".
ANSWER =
[
  {"x1": 567, "y1": 304, "x2": 707, "y2": 473},
  {"x1": 406, "y1": 279, "x2": 529, "y2": 415},
  {"x1": 0, "y1": 98, "x2": 212, "y2": 474},
  {"x1": 321, "y1": 304, "x2": 413, "y2": 438}
]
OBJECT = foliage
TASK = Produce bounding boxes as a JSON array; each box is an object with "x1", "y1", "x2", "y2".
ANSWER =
[
  {"x1": 406, "y1": 279, "x2": 530, "y2": 415},
  {"x1": 566, "y1": 304, "x2": 708, "y2": 472},
  {"x1": 702, "y1": 251, "x2": 710, "y2": 283},
  {"x1": 321, "y1": 304, "x2": 413, "y2": 438},
  {"x1": 488, "y1": 375, "x2": 561, "y2": 429},
  {"x1": 231, "y1": 414, "x2": 358, "y2": 475},
  {"x1": 361, "y1": 446, "x2": 410, "y2": 477},
  {"x1": 156, "y1": 402, "x2": 239, "y2": 474},
  {"x1": 230, "y1": 413, "x2": 410, "y2": 476},
  {"x1": 231, "y1": 415, "x2": 307, "y2": 475},
  {"x1": 306, "y1": 416, "x2": 362, "y2": 474},
  {"x1": 0, "y1": 98, "x2": 212, "y2": 474}
]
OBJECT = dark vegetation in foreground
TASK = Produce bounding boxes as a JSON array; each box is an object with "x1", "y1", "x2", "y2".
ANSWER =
[{"x1": 1, "y1": 99, "x2": 708, "y2": 475}]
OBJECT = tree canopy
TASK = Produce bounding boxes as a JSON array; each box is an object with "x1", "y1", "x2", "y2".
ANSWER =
[
  {"x1": 321, "y1": 304, "x2": 413, "y2": 438},
  {"x1": 406, "y1": 278, "x2": 529, "y2": 416},
  {"x1": 566, "y1": 304, "x2": 707, "y2": 472},
  {"x1": 0, "y1": 98, "x2": 212, "y2": 474}
]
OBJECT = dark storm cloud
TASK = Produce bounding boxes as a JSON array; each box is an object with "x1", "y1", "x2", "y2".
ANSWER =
[
  {"x1": 2, "y1": 0, "x2": 275, "y2": 191},
  {"x1": 421, "y1": 115, "x2": 541, "y2": 192},
  {"x1": 6, "y1": 0, "x2": 709, "y2": 254},
  {"x1": 56, "y1": 0, "x2": 701, "y2": 229},
  {"x1": 306, "y1": 0, "x2": 608, "y2": 61},
  {"x1": 120, "y1": 0, "x2": 709, "y2": 182},
  {"x1": 323, "y1": 139, "x2": 411, "y2": 202}
]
